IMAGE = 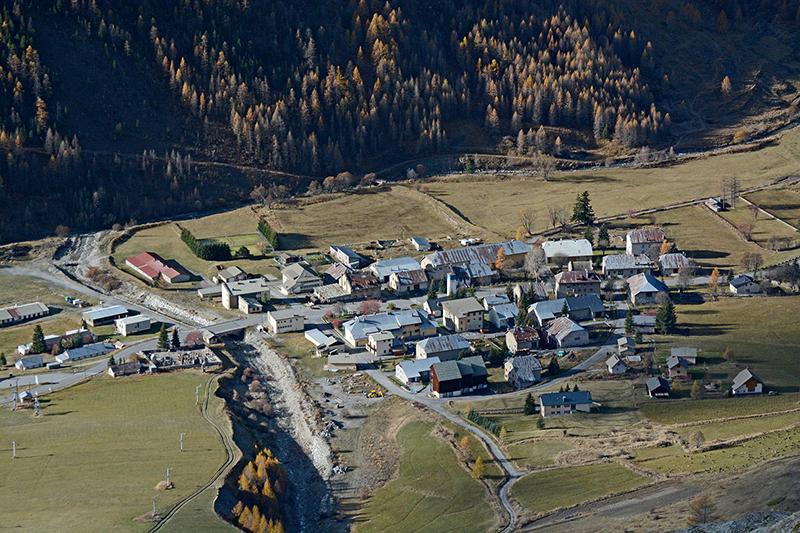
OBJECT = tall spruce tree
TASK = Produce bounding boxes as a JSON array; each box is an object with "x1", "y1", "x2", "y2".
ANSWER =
[
  {"x1": 572, "y1": 191, "x2": 595, "y2": 225},
  {"x1": 157, "y1": 324, "x2": 169, "y2": 350},
  {"x1": 655, "y1": 299, "x2": 677, "y2": 334},
  {"x1": 31, "y1": 325, "x2": 47, "y2": 354}
]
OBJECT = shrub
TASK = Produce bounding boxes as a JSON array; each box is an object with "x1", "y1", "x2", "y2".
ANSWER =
[{"x1": 257, "y1": 218, "x2": 279, "y2": 250}]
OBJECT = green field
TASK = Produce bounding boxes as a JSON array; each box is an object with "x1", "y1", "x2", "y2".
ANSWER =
[
  {"x1": 422, "y1": 126, "x2": 800, "y2": 238},
  {"x1": 641, "y1": 393, "x2": 800, "y2": 425},
  {"x1": 510, "y1": 462, "x2": 649, "y2": 515},
  {"x1": 268, "y1": 332, "x2": 328, "y2": 379},
  {"x1": 0, "y1": 372, "x2": 229, "y2": 532},
  {"x1": 675, "y1": 411, "x2": 799, "y2": 442},
  {"x1": 354, "y1": 421, "x2": 497, "y2": 533},
  {"x1": 718, "y1": 204, "x2": 798, "y2": 247},
  {"x1": 0, "y1": 313, "x2": 83, "y2": 365},
  {"x1": 664, "y1": 296, "x2": 800, "y2": 390},
  {"x1": 634, "y1": 428, "x2": 800, "y2": 475}
]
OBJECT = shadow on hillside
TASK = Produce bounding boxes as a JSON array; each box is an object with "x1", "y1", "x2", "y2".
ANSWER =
[{"x1": 278, "y1": 233, "x2": 313, "y2": 250}]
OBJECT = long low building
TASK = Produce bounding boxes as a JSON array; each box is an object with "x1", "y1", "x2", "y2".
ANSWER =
[
  {"x1": 421, "y1": 240, "x2": 532, "y2": 273},
  {"x1": 539, "y1": 391, "x2": 594, "y2": 417},
  {"x1": 125, "y1": 251, "x2": 191, "y2": 284},
  {"x1": 55, "y1": 342, "x2": 115, "y2": 363},
  {"x1": 369, "y1": 256, "x2": 422, "y2": 282},
  {"x1": 222, "y1": 277, "x2": 270, "y2": 313},
  {"x1": 82, "y1": 305, "x2": 130, "y2": 327},
  {"x1": 0, "y1": 302, "x2": 50, "y2": 327},
  {"x1": 342, "y1": 309, "x2": 437, "y2": 347}
]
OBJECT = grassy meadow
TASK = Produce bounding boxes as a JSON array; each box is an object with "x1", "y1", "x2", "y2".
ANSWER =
[{"x1": 0, "y1": 372, "x2": 229, "y2": 532}]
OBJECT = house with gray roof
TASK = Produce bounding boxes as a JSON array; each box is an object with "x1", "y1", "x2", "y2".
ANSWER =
[
  {"x1": 15, "y1": 354, "x2": 44, "y2": 370},
  {"x1": 731, "y1": 368, "x2": 764, "y2": 395},
  {"x1": 554, "y1": 270, "x2": 602, "y2": 297},
  {"x1": 670, "y1": 347, "x2": 698, "y2": 365},
  {"x1": 369, "y1": 256, "x2": 422, "y2": 282},
  {"x1": 606, "y1": 354, "x2": 628, "y2": 375},
  {"x1": 415, "y1": 333, "x2": 471, "y2": 361},
  {"x1": 410, "y1": 236, "x2": 431, "y2": 251},
  {"x1": 430, "y1": 355, "x2": 488, "y2": 397},
  {"x1": 488, "y1": 302, "x2": 519, "y2": 330},
  {"x1": 396, "y1": 356, "x2": 440, "y2": 385},
  {"x1": 280, "y1": 263, "x2": 322, "y2": 295},
  {"x1": 504, "y1": 355, "x2": 543, "y2": 389},
  {"x1": 626, "y1": 227, "x2": 665, "y2": 255},
  {"x1": 546, "y1": 317, "x2": 588, "y2": 348},
  {"x1": 538, "y1": 390, "x2": 594, "y2": 417},
  {"x1": 646, "y1": 376, "x2": 671, "y2": 398},
  {"x1": 542, "y1": 239, "x2": 593, "y2": 265},
  {"x1": 342, "y1": 309, "x2": 437, "y2": 347},
  {"x1": 0, "y1": 302, "x2": 49, "y2": 327},
  {"x1": 627, "y1": 272, "x2": 668, "y2": 306},
  {"x1": 729, "y1": 274, "x2": 760, "y2": 295},
  {"x1": 421, "y1": 240, "x2": 532, "y2": 273},
  {"x1": 329, "y1": 245, "x2": 367, "y2": 268},
  {"x1": 601, "y1": 254, "x2": 654, "y2": 278},
  {"x1": 658, "y1": 253, "x2": 690, "y2": 275},
  {"x1": 388, "y1": 269, "x2": 429, "y2": 295},
  {"x1": 442, "y1": 297, "x2": 485, "y2": 332},
  {"x1": 529, "y1": 295, "x2": 604, "y2": 326}
]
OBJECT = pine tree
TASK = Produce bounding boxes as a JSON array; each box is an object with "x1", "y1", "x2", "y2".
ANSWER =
[
  {"x1": 0, "y1": 353, "x2": 6, "y2": 367},
  {"x1": 523, "y1": 393, "x2": 536, "y2": 415},
  {"x1": 597, "y1": 225, "x2": 609, "y2": 248},
  {"x1": 157, "y1": 324, "x2": 169, "y2": 350},
  {"x1": 536, "y1": 417, "x2": 545, "y2": 429},
  {"x1": 108, "y1": 354, "x2": 115, "y2": 369},
  {"x1": 625, "y1": 310, "x2": 635, "y2": 335},
  {"x1": 655, "y1": 299, "x2": 677, "y2": 334},
  {"x1": 171, "y1": 328, "x2": 181, "y2": 351},
  {"x1": 31, "y1": 325, "x2": 46, "y2": 354},
  {"x1": 560, "y1": 300, "x2": 569, "y2": 316},
  {"x1": 571, "y1": 191, "x2": 595, "y2": 225},
  {"x1": 548, "y1": 357, "x2": 560, "y2": 376}
]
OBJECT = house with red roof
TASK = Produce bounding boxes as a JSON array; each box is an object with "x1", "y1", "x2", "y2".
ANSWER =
[{"x1": 125, "y1": 251, "x2": 191, "y2": 284}]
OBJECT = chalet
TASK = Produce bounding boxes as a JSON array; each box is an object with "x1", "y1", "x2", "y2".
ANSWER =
[
  {"x1": 388, "y1": 269, "x2": 429, "y2": 295},
  {"x1": 280, "y1": 263, "x2": 322, "y2": 295},
  {"x1": 107, "y1": 362, "x2": 142, "y2": 378},
  {"x1": 546, "y1": 317, "x2": 589, "y2": 348},
  {"x1": 430, "y1": 356, "x2": 488, "y2": 398},
  {"x1": 342, "y1": 309, "x2": 437, "y2": 346},
  {"x1": 115, "y1": 315, "x2": 151, "y2": 336},
  {"x1": 339, "y1": 270, "x2": 381, "y2": 300},
  {"x1": 554, "y1": 270, "x2": 602, "y2": 297},
  {"x1": 538, "y1": 390, "x2": 594, "y2": 417},
  {"x1": 529, "y1": 295, "x2": 604, "y2": 326},
  {"x1": 369, "y1": 256, "x2": 422, "y2": 282},
  {"x1": 266, "y1": 309, "x2": 305, "y2": 334},
  {"x1": 606, "y1": 355, "x2": 628, "y2": 375},
  {"x1": 667, "y1": 355, "x2": 689, "y2": 379},
  {"x1": 415, "y1": 333, "x2": 470, "y2": 361},
  {"x1": 395, "y1": 357, "x2": 440, "y2": 385},
  {"x1": 410, "y1": 236, "x2": 431, "y2": 251},
  {"x1": 367, "y1": 331, "x2": 396, "y2": 356},
  {"x1": 626, "y1": 227, "x2": 665, "y2": 255},
  {"x1": 125, "y1": 251, "x2": 191, "y2": 284},
  {"x1": 627, "y1": 273, "x2": 668, "y2": 306},
  {"x1": 420, "y1": 240, "x2": 531, "y2": 275},
  {"x1": 222, "y1": 277, "x2": 269, "y2": 313},
  {"x1": 14, "y1": 354, "x2": 44, "y2": 370},
  {"x1": 671, "y1": 347, "x2": 698, "y2": 365},
  {"x1": 731, "y1": 368, "x2": 764, "y2": 395},
  {"x1": 658, "y1": 253, "x2": 690, "y2": 275},
  {"x1": 512, "y1": 282, "x2": 548, "y2": 305},
  {"x1": 329, "y1": 245, "x2": 366, "y2": 268},
  {"x1": 442, "y1": 297, "x2": 484, "y2": 332},
  {"x1": 504, "y1": 355, "x2": 543, "y2": 389},
  {"x1": 0, "y1": 302, "x2": 49, "y2": 327},
  {"x1": 488, "y1": 302, "x2": 518, "y2": 329},
  {"x1": 213, "y1": 265, "x2": 247, "y2": 284},
  {"x1": 506, "y1": 327, "x2": 540, "y2": 354},
  {"x1": 542, "y1": 239, "x2": 593, "y2": 265},
  {"x1": 601, "y1": 254, "x2": 654, "y2": 278},
  {"x1": 729, "y1": 274, "x2": 761, "y2": 295},
  {"x1": 618, "y1": 336, "x2": 635, "y2": 356},
  {"x1": 646, "y1": 376, "x2": 671, "y2": 398},
  {"x1": 82, "y1": 305, "x2": 129, "y2": 327},
  {"x1": 323, "y1": 263, "x2": 351, "y2": 284}
]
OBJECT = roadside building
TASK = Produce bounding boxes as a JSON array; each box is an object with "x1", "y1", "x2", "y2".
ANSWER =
[
  {"x1": 430, "y1": 356, "x2": 488, "y2": 398},
  {"x1": 538, "y1": 391, "x2": 594, "y2": 417},
  {"x1": 410, "y1": 236, "x2": 431, "y2": 252},
  {"x1": 15, "y1": 354, "x2": 44, "y2": 370},
  {"x1": 627, "y1": 272, "x2": 668, "y2": 306},
  {"x1": 0, "y1": 302, "x2": 50, "y2": 327},
  {"x1": 601, "y1": 254, "x2": 654, "y2": 278},
  {"x1": 658, "y1": 253, "x2": 690, "y2": 276},
  {"x1": 266, "y1": 309, "x2": 305, "y2": 335},
  {"x1": 115, "y1": 315, "x2": 151, "y2": 336},
  {"x1": 670, "y1": 347, "x2": 698, "y2": 365},
  {"x1": 342, "y1": 309, "x2": 437, "y2": 347},
  {"x1": 329, "y1": 245, "x2": 366, "y2": 268},
  {"x1": 606, "y1": 354, "x2": 628, "y2": 375},
  {"x1": 441, "y1": 297, "x2": 485, "y2": 332},
  {"x1": 275, "y1": 252, "x2": 303, "y2": 267},
  {"x1": 369, "y1": 256, "x2": 423, "y2": 282},
  {"x1": 731, "y1": 368, "x2": 764, "y2": 395},
  {"x1": 125, "y1": 251, "x2": 191, "y2": 284},
  {"x1": 626, "y1": 227, "x2": 665, "y2": 255},
  {"x1": 339, "y1": 270, "x2": 381, "y2": 300},
  {"x1": 729, "y1": 274, "x2": 761, "y2": 295},
  {"x1": 646, "y1": 376, "x2": 671, "y2": 398},
  {"x1": 388, "y1": 269, "x2": 429, "y2": 295},
  {"x1": 222, "y1": 277, "x2": 270, "y2": 313},
  {"x1": 546, "y1": 317, "x2": 589, "y2": 348},
  {"x1": 56, "y1": 342, "x2": 114, "y2": 363},
  {"x1": 107, "y1": 362, "x2": 142, "y2": 378},
  {"x1": 325, "y1": 353, "x2": 376, "y2": 371},
  {"x1": 367, "y1": 331, "x2": 395, "y2": 356},
  {"x1": 506, "y1": 327, "x2": 540, "y2": 354},
  {"x1": 280, "y1": 263, "x2": 322, "y2": 295},
  {"x1": 529, "y1": 295, "x2": 604, "y2": 326},
  {"x1": 213, "y1": 265, "x2": 247, "y2": 284},
  {"x1": 415, "y1": 333, "x2": 470, "y2": 361},
  {"x1": 504, "y1": 355, "x2": 543, "y2": 389},
  {"x1": 395, "y1": 357, "x2": 440, "y2": 385},
  {"x1": 82, "y1": 305, "x2": 130, "y2": 327},
  {"x1": 304, "y1": 329, "x2": 340, "y2": 353},
  {"x1": 541, "y1": 239, "x2": 593, "y2": 266},
  {"x1": 554, "y1": 270, "x2": 602, "y2": 297}
]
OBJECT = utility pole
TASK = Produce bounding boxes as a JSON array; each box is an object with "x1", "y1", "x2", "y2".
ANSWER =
[
  {"x1": 195, "y1": 385, "x2": 201, "y2": 406},
  {"x1": 151, "y1": 496, "x2": 158, "y2": 520},
  {"x1": 11, "y1": 440, "x2": 16, "y2": 459},
  {"x1": 33, "y1": 396, "x2": 41, "y2": 417},
  {"x1": 179, "y1": 433, "x2": 185, "y2": 452},
  {"x1": 166, "y1": 467, "x2": 171, "y2": 486}
]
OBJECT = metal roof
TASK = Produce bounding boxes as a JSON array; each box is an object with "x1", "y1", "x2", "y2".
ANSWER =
[
  {"x1": 82, "y1": 305, "x2": 129, "y2": 321},
  {"x1": 441, "y1": 297, "x2": 484, "y2": 316},
  {"x1": 542, "y1": 239, "x2": 593, "y2": 259},
  {"x1": 539, "y1": 390, "x2": 592, "y2": 406},
  {"x1": 732, "y1": 368, "x2": 763, "y2": 389},
  {"x1": 627, "y1": 272, "x2": 668, "y2": 295},
  {"x1": 397, "y1": 357, "x2": 440, "y2": 379},
  {"x1": 729, "y1": 274, "x2": 756, "y2": 288},
  {"x1": 646, "y1": 376, "x2": 670, "y2": 392},
  {"x1": 658, "y1": 253, "x2": 690, "y2": 271},
  {"x1": 546, "y1": 316, "x2": 585, "y2": 340},
  {"x1": 602, "y1": 253, "x2": 654, "y2": 270},
  {"x1": 421, "y1": 240, "x2": 531, "y2": 269},
  {"x1": 417, "y1": 334, "x2": 470, "y2": 354},
  {"x1": 627, "y1": 227, "x2": 665, "y2": 244},
  {"x1": 370, "y1": 256, "x2": 422, "y2": 279}
]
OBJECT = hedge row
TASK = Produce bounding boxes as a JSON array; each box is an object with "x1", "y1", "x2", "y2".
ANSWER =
[
  {"x1": 467, "y1": 409, "x2": 500, "y2": 436},
  {"x1": 257, "y1": 218, "x2": 279, "y2": 250},
  {"x1": 180, "y1": 227, "x2": 231, "y2": 260}
]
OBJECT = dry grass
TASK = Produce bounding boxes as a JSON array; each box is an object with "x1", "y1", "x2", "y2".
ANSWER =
[{"x1": 745, "y1": 187, "x2": 800, "y2": 228}]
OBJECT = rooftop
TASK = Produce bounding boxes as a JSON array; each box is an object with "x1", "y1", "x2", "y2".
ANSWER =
[
  {"x1": 555, "y1": 270, "x2": 602, "y2": 284},
  {"x1": 441, "y1": 297, "x2": 484, "y2": 316},
  {"x1": 397, "y1": 357, "x2": 440, "y2": 379},
  {"x1": 417, "y1": 333, "x2": 470, "y2": 353},
  {"x1": 627, "y1": 272, "x2": 668, "y2": 295},
  {"x1": 539, "y1": 390, "x2": 592, "y2": 406},
  {"x1": 370, "y1": 256, "x2": 422, "y2": 278},
  {"x1": 268, "y1": 308, "x2": 304, "y2": 320},
  {"x1": 542, "y1": 239, "x2": 593, "y2": 259},
  {"x1": 83, "y1": 305, "x2": 129, "y2": 321},
  {"x1": 627, "y1": 227, "x2": 665, "y2": 244},
  {"x1": 659, "y1": 253, "x2": 690, "y2": 271},
  {"x1": 546, "y1": 316, "x2": 585, "y2": 340},
  {"x1": 225, "y1": 277, "x2": 270, "y2": 296},
  {"x1": 602, "y1": 254, "x2": 654, "y2": 270},
  {"x1": 422, "y1": 240, "x2": 531, "y2": 269},
  {"x1": 732, "y1": 368, "x2": 763, "y2": 389}
]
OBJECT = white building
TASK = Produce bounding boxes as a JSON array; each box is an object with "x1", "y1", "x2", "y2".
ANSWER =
[
  {"x1": 115, "y1": 315, "x2": 151, "y2": 336},
  {"x1": 15, "y1": 354, "x2": 44, "y2": 370},
  {"x1": 280, "y1": 264, "x2": 322, "y2": 295},
  {"x1": 729, "y1": 274, "x2": 761, "y2": 295},
  {"x1": 395, "y1": 357, "x2": 439, "y2": 384},
  {"x1": 542, "y1": 239, "x2": 593, "y2": 265},
  {"x1": 538, "y1": 391, "x2": 594, "y2": 417},
  {"x1": 415, "y1": 334, "x2": 470, "y2": 361},
  {"x1": 410, "y1": 236, "x2": 431, "y2": 252},
  {"x1": 731, "y1": 368, "x2": 764, "y2": 395},
  {"x1": 546, "y1": 317, "x2": 589, "y2": 348},
  {"x1": 626, "y1": 227, "x2": 665, "y2": 255},
  {"x1": 222, "y1": 277, "x2": 270, "y2": 313},
  {"x1": 605, "y1": 354, "x2": 628, "y2": 375},
  {"x1": 266, "y1": 309, "x2": 305, "y2": 334},
  {"x1": 370, "y1": 256, "x2": 423, "y2": 282},
  {"x1": 367, "y1": 331, "x2": 395, "y2": 356},
  {"x1": 441, "y1": 297, "x2": 484, "y2": 332}
]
